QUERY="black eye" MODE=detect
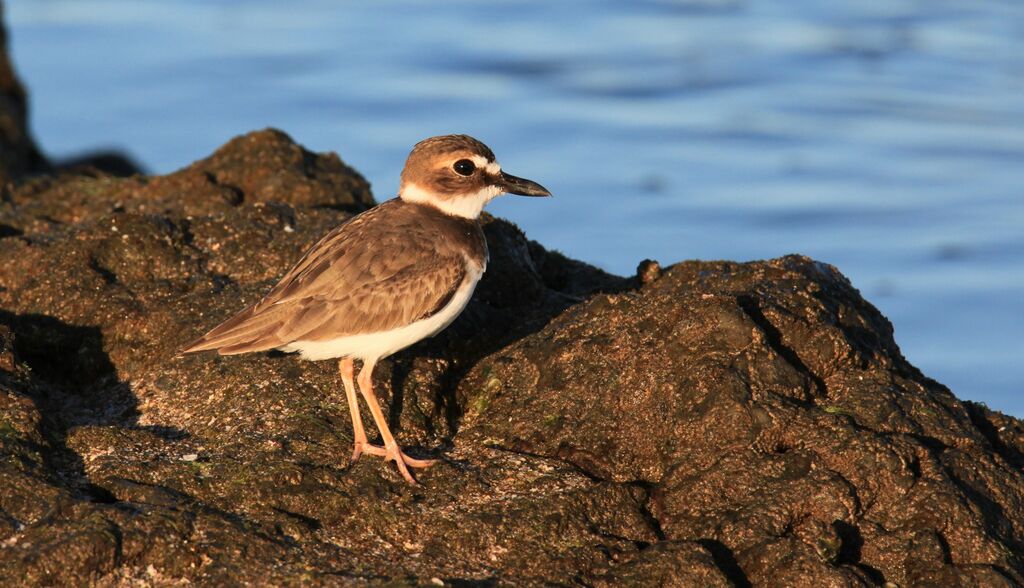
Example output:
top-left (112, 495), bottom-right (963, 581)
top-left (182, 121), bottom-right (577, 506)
top-left (453, 159), bottom-right (476, 176)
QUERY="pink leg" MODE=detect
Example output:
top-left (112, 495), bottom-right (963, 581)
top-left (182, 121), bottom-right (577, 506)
top-left (356, 358), bottom-right (437, 484)
top-left (339, 358), bottom-right (384, 461)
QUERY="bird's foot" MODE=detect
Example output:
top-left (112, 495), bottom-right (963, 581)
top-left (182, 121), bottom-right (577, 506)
top-left (350, 442), bottom-right (437, 482)
top-left (351, 441), bottom-right (385, 462)
top-left (384, 444), bottom-right (438, 484)
top-left (390, 449), bottom-right (438, 469)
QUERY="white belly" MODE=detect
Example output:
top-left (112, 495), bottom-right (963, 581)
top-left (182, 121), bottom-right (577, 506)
top-left (280, 267), bottom-right (481, 362)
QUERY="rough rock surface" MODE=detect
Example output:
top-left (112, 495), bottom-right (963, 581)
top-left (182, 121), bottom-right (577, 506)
top-left (2, 14), bottom-right (1024, 587)
top-left (0, 2), bottom-right (47, 184)
top-left (1, 130), bottom-right (1022, 587)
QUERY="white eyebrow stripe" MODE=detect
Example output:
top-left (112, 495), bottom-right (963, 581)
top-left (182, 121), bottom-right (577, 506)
top-left (485, 161), bottom-right (501, 175)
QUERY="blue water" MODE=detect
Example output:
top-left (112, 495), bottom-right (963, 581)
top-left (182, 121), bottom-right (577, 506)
top-left (7, 1), bottom-right (1024, 415)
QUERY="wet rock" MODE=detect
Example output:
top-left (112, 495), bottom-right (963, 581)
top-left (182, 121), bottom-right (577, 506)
top-left (55, 151), bottom-right (144, 178)
top-left (2, 136), bottom-right (1021, 586)
top-left (636, 258), bottom-right (662, 284)
top-left (1, 127), bottom-right (374, 235)
top-left (0, 1), bottom-right (48, 183)
top-left (589, 541), bottom-right (733, 587)
top-left (0, 106), bottom-right (1021, 587)
top-left (458, 258), bottom-right (1024, 585)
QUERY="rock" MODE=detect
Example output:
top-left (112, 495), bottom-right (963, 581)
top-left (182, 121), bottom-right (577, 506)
top-left (457, 257), bottom-right (1024, 585)
top-left (1, 127), bottom-right (374, 237)
top-left (1, 133), bottom-right (1021, 586)
top-left (54, 151), bottom-right (145, 178)
top-left (0, 1), bottom-right (48, 184)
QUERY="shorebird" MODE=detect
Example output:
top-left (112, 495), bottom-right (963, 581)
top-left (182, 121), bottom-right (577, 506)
top-left (182, 135), bottom-right (550, 483)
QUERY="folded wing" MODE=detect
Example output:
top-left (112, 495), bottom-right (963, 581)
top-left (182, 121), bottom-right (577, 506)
top-left (182, 202), bottom-right (471, 356)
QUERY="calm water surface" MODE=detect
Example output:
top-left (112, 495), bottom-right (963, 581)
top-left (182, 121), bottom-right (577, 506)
top-left (7, 1), bottom-right (1024, 414)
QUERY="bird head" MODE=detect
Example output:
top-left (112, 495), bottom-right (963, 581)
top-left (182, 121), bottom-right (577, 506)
top-left (399, 134), bottom-right (550, 219)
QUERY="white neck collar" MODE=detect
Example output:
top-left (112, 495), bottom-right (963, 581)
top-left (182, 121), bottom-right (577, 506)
top-left (400, 183), bottom-right (501, 219)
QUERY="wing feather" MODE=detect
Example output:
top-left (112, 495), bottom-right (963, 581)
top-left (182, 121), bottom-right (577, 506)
top-left (182, 199), bottom-right (477, 356)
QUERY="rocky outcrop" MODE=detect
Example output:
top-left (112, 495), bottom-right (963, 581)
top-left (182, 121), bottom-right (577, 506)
top-left (0, 128), bottom-right (1022, 586)
top-left (0, 2), bottom-right (47, 184)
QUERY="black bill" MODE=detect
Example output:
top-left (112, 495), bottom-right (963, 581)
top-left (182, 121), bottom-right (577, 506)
top-left (496, 171), bottom-right (551, 197)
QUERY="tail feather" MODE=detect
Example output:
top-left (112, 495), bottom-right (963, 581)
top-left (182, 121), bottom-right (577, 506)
top-left (181, 303), bottom-right (289, 355)
top-left (215, 338), bottom-right (286, 355)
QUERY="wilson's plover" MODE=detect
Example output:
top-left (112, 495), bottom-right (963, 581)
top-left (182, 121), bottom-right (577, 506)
top-left (183, 135), bottom-right (550, 484)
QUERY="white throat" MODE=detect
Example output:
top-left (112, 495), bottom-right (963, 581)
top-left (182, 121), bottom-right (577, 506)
top-left (400, 183), bottom-right (502, 219)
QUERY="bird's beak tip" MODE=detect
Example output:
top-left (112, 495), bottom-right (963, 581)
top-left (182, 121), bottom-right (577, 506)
top-left (498, 171), bottom-right (552, 198)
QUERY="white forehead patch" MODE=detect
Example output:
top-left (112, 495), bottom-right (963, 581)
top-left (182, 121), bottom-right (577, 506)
top-left (469, 155), bottom-right (501, 175)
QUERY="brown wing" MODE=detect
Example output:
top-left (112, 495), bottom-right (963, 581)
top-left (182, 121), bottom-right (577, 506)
top-left (294, 257), bottom-right (467, 342)
top-left (181, 201), bottom-right (472, 355)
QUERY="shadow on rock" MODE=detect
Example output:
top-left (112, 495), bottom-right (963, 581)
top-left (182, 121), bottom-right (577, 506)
top-left (0, 311), bottom-right (185, 502)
